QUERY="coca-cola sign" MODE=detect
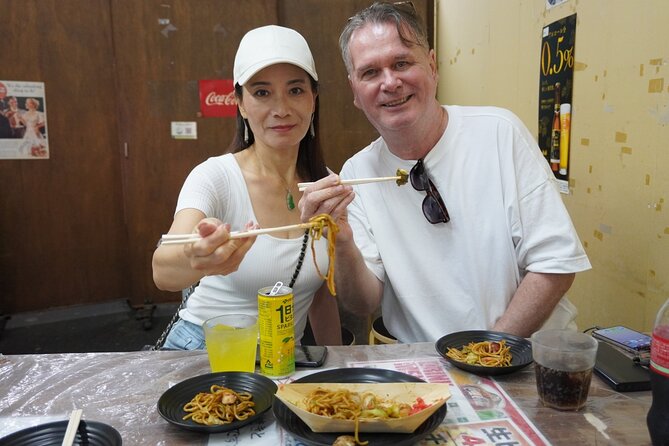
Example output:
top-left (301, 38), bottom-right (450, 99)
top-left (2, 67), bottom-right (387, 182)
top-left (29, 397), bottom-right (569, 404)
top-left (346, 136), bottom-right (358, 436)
top-left (199, 79), bottom-right (237, 118)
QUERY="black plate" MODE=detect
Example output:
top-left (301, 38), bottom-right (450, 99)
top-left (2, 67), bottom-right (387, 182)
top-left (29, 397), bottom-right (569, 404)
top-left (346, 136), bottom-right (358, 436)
top-left (435, 330), bottom-right (533, 375)
top-left (157, 371), bottom-right (277, 433)
top-left (0, 420), bottom-right (122, 446)
top-left (272, 367), bottom-right (447, 446)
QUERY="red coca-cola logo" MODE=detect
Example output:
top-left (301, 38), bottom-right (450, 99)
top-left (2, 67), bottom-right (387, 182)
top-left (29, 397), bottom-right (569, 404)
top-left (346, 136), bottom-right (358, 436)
top-left (204, 91), bottom-right (236, 106)
top-left (199, 79), bottom-right (237, 118)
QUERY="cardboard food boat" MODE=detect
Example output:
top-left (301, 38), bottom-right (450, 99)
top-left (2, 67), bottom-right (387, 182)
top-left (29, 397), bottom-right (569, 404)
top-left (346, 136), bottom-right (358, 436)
top-left (275, 382), bottom-right (451, 433)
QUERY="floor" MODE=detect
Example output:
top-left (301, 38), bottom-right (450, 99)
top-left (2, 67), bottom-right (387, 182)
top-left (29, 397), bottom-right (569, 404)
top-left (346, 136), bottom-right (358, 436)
top-left (0, 299), bottom-right (371, 355)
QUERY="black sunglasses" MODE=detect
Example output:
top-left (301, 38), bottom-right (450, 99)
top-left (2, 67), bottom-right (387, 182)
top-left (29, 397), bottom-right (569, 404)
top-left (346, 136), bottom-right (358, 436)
top-left (410, 158), bottom-right (450, 224)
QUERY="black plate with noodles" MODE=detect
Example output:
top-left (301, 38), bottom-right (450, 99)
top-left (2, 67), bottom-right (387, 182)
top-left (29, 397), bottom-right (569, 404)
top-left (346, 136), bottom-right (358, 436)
top-left (0, 420), bottom-right (122, 446)
top-left (157, 371), bottom-right (278, 433)
top-left (272, 367), bottom-right (448, 446)
top-left (435, 330), bottom-right (533, 376)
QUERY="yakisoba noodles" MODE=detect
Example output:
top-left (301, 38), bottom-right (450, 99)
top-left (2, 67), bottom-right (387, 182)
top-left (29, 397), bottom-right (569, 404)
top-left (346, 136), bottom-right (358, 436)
top-left (308, 214), bottom-right (339, 295)
top-left (446, 340), bottom-right (512, 367)
top-left (182, 384), bottom-right (255, 426)
top-left (305, 387), bottom-right (430, 445)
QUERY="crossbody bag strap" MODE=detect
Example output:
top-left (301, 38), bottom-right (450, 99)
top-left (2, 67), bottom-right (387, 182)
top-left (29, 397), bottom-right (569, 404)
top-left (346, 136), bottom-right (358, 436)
top-left (152, 284), bottom-right (195, 351)
top-left (289, 229), bottom-right (310, 288)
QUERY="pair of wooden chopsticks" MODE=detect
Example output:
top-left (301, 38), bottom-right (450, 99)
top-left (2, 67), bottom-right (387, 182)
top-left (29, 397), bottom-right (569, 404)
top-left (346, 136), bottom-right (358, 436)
top-left (297, 169), bottom-right (408, 192)
top-left (61, 409), bottom-right (83, 446)
top-left (159, 222), bottom-right (315, 246)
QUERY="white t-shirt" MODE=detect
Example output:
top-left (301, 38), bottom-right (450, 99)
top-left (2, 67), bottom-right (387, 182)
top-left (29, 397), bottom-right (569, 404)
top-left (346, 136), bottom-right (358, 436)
top-left (174, 154), bottom-right (329, 342)
top-left (341, 105), bottom-right (591, 343)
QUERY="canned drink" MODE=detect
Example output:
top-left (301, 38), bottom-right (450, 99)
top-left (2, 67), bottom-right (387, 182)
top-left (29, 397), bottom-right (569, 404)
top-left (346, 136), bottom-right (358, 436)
top-left (258, 283), bottom-right (295, 378)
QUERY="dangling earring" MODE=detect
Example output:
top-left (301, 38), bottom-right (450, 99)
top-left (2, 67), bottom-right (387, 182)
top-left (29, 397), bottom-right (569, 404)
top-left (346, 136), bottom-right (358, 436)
top-left (309, 114), bottom-right (315, 138)
top-left (243, 119), bottom-right (249, 144)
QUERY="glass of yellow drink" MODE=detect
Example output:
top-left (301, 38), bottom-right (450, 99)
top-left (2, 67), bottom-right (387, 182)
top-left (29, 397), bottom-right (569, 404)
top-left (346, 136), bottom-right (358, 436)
top-left (203, 314), bottom-right (258, 372)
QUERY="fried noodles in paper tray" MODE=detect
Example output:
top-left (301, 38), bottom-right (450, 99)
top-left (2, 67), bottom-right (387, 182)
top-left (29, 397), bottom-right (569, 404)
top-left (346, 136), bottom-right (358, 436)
top-left (274, 382), bottom-right (450, 433)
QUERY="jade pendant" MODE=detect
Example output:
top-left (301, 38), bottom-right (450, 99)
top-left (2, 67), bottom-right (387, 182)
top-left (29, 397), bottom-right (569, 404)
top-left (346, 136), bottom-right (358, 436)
top-left (286, 190), bottom-right (295, 210)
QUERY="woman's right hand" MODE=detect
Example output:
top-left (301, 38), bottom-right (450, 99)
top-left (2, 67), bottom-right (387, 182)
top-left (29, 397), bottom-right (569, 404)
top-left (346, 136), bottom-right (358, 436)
top-left (298, 173), bottom-right (355, 243)
top-left (152, 209), bottom-right (258, 291)
top-left (184, 218), bottom-right (258, 277)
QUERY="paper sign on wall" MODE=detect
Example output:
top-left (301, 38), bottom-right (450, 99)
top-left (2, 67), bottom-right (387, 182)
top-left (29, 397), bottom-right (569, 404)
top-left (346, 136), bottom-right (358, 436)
top-left (171, 121), bottom-right (197, 140)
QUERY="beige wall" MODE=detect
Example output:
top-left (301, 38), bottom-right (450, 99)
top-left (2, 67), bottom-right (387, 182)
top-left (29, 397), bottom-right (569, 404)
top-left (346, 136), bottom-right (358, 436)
top-left (435, 0), bottom-right (669, 332)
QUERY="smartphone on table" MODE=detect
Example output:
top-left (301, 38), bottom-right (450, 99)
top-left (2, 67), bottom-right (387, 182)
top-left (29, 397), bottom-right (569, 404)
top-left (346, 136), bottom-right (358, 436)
top-left (295, 345), bottom-right (328, 367)
top-left (592, 326), bottom-right (651, 354)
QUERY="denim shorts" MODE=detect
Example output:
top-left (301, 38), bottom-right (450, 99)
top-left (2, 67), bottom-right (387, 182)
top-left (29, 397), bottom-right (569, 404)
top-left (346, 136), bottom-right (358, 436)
top-left (161, 319), bottom-right (206, 351)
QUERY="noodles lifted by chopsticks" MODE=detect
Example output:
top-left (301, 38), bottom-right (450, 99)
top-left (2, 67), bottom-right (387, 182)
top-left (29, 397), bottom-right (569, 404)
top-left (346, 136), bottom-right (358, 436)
top-left (308, 214), bottom-right (339, 296)
top-left (182, 384), bottom-right (255, 425)
top-left (446, 340), bottom-right (512, 367)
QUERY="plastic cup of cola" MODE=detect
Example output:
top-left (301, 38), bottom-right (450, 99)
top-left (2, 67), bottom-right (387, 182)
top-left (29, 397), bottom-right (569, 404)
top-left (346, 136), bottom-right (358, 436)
top-left (531, 329), bottom-right (599, 411)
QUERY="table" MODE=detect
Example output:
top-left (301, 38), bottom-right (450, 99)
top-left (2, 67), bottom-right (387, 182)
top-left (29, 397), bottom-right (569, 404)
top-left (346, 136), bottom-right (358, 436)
top-left (0, 343), bottom-right (652, 445)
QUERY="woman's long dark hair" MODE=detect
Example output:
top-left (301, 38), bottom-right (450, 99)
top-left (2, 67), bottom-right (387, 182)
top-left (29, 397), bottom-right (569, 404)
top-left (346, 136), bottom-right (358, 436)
top-left (228, 76), bottom-right (329, 182)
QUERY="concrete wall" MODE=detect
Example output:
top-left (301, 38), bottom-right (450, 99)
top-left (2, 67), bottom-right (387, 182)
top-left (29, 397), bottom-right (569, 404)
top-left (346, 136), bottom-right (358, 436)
top-left (435, 0), bottom-right (669, 332)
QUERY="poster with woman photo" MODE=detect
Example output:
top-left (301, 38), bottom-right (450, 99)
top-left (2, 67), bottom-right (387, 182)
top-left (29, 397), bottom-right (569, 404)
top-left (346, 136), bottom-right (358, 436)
top-left (0, 80), bottom-right (49, 159)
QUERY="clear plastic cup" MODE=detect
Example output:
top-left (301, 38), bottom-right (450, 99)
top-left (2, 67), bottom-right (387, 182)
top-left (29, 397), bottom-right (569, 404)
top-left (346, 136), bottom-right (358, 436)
top-left (203, 314), bottom-right (257, 373)
top-left (530, 329), bottom-right (598, 411)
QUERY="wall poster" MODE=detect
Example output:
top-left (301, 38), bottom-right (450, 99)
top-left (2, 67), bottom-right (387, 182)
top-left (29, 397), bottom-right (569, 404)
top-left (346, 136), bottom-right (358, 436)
top-left (0, 80), bottom-right (49, 159)
top-left (538, 14), bottom-right (576, 194)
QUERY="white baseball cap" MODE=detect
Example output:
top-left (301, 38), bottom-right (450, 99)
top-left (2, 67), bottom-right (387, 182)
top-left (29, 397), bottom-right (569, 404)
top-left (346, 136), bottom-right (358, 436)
top-left (233, 25), bottom-right (318, 86)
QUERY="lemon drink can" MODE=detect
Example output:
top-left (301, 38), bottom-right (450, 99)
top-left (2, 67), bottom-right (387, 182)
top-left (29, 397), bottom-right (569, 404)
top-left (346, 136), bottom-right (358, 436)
top-left (258, 282), bottom-right (295, 378)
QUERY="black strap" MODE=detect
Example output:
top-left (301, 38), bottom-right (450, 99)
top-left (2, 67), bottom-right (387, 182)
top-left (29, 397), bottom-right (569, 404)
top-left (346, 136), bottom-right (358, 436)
top-left (289, 229), bottom-right (310, 288)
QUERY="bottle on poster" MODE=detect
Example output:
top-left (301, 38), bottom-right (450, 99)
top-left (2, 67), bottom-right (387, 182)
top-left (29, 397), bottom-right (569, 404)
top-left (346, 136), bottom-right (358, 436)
top-left (558, 103), bottom-right (571, 176)
top-left (549, 82), bottom-right (561, 172)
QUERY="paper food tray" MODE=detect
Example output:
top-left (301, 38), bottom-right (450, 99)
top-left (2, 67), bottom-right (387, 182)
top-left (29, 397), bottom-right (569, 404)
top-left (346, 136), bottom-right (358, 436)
top-left (274, 382), bottom-right (450, 433)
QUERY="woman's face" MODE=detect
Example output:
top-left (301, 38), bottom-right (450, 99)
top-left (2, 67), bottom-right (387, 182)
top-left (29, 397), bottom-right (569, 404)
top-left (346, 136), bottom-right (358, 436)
top-left (238, 63), bottom-right (316, 151)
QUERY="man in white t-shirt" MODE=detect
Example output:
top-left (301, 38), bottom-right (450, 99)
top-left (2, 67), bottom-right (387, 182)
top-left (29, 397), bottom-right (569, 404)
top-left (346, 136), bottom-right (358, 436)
top-left (299, 2), bottom-right (591, 343)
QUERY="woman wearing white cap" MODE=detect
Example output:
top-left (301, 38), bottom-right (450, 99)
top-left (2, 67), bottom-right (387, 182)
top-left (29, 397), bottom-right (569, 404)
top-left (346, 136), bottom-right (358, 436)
top-left (153, 25), bottom-right (342, 349)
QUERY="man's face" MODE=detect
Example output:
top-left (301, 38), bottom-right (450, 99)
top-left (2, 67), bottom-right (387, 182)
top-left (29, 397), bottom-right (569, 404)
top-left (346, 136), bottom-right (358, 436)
top-left (347, 22), bottom-right (438, 134)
